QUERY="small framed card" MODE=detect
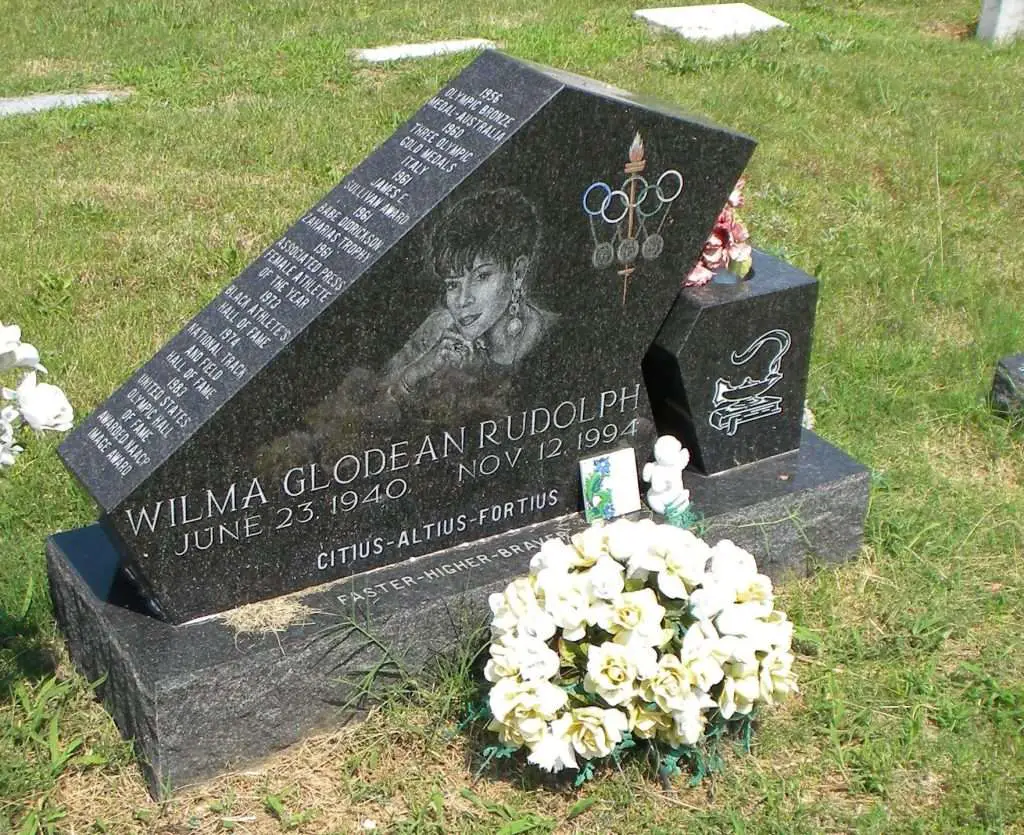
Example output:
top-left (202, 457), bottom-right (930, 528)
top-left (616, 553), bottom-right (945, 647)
top-left (579, 448), bottom-right (642, 523)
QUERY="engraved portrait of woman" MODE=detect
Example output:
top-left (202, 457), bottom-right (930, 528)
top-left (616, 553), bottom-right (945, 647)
top-left (253, 187), bottom-right (559, 475)
top-left (384, 187), bottom-right (558, 405)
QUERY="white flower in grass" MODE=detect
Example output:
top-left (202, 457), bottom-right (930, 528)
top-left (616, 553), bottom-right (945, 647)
top-left (584, 641), bottom-right (656, 706)
top-left (527, 718), bottom-right (578, 772)
top-left (529, 538), bottom-right (576, 575)
top-left (489, 577), bottom-right (554, 640)
top-left (581, 555), bottom-right (625, 601)
top-left (489, 678), bottom-right (567, 744)
top-left (758, 648), bottom-right (798, 705)
top-left (3, 372), bottom-right (73, 433)
top-left (0, 439), bottom-right (22, 468)
top-left (595, 588), bottom-right (667, 648)
top-left (0, 324), bottom-right (44, 373)
top-left (717, 673), bottom-right (760, 719)
top-left (558, 706), bottom-right (629, 760)
top-left (626, 700), bottom-right (673, 739)
top-left (655, 528), bottom-right (711, 600)
top-left (535, 568), bottom-right (592, 641)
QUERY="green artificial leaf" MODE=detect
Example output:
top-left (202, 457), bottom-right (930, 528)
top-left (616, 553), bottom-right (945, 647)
top-left (573, 760), bottom-right (596, 788)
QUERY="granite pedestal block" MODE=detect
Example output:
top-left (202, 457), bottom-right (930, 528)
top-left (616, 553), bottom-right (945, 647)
top-left (643, 249), bottom-right (818, 475)
top-left (48, 429), bottom-right (866, 797)
top-left (991, 353), bottom-right (1024, 425)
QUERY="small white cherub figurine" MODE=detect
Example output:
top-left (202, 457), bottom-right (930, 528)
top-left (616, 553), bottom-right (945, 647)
top-left (642, 435), bottom-right (691, 515)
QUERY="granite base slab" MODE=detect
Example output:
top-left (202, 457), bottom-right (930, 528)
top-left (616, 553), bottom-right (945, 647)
top-left (686, 429), bottom-right (870, 577)
top-left (47, 430), bottom-right (867, 796)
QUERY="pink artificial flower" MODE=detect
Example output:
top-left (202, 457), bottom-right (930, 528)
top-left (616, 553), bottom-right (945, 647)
top-left (730, 220), bottom-right (749, 243)
top-left (702, 232), bottom-right (727, 268)
top-left (685, 264), bottom-right (715, 286)
top-left (728, 177), bottom-right (746, 208)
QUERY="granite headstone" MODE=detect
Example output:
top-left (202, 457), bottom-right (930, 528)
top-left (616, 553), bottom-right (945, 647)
top-left (57, 51), bottom-right (756, 623)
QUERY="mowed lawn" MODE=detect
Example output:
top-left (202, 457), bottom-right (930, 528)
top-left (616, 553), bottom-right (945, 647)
top-left (1, 0), bottom-right (1022, 832)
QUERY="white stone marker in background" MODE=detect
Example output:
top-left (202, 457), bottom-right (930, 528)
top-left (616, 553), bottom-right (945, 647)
top-left (0, 90), bottom-right (130, 118)
top-left (634, 4), bottom-right (788, 42)
top-left (978, 0), bottom-right (1024, 43)
top-left (352, 38), bottom-right (495, 63)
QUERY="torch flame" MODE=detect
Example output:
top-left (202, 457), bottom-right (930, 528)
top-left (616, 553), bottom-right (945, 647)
top-left (629, 132), bottom-right (645, 163)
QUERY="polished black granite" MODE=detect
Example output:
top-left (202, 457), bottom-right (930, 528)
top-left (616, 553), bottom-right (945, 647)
top-left (58, 51), bottom-right (756, 623)
top-left (644, 250), bottom-right (817, 474)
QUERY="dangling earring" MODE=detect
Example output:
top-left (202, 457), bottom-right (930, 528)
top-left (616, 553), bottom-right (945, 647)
top-left (507, 286), bottom-right (523, 337)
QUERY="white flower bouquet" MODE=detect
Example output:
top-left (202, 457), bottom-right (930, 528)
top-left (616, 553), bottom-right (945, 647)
top-left (1, 322), bottom-right (74, 469)
top-left (482, 518), bottom-right (797, 783)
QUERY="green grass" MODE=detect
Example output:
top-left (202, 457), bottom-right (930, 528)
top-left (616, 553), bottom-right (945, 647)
top-left (1, 0), bottom-right (1022, 831)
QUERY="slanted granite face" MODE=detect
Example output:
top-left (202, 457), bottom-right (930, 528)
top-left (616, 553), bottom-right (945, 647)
top-left (643, 250), bottom-right (817, 475)
top-left (991, 353), bottom-right (1024, 424)
top-left (58, 51), bottom-right (756, 623)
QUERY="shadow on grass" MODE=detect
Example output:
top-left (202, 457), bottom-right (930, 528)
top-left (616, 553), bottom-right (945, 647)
top-left (0, 606), bottom-right (59, 699)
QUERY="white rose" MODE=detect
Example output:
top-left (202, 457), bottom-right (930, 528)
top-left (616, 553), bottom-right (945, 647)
top-left (535, 568), bottom-right (592, 641)
top-left (527, 716), bottom-right (578, 772)
top-left (660, 692), bottom-right (714, 747)
top-left (529, 539), bottom-right (576, 576)
top-left (734, 573), bottom-right (774, 616)
top-left (626, 700), bottom-right (673, 739)
top-left (489, 678), bottom-right (567, 742)
top-left (751, 610), bottom-right (794, 653)
top-left (560, 706), bottom-right (629, 759)
top-left (604, 518), bottom-right (638, 562)
top-left (717, 674), bottom-right (760, 719)
top-left (715, 602), bottom-right (768, 638)
top-left (656, 528), bottom-right (710, 599)
top-left (583, 641), bottom-right (656, 705)
top-left (640, 654), bottom-right (695, 713)
top-left (758, 648), bottom-right (798, 705)
top-left (679, 622), bottom-right (725, 692)
top-left (581, 555), bottom-right (625, 600)
top-left (570, 526), bottom-right (607, 566)
top-left (484, 634), bottom-right (559, 683)
top-left (688, 574), bottom-right (733, 622)
top-left (708, 540), bottom-right (758, 584)
top-left (489, 577), bottom-right (554, 640)
top-left (5, 372), bottom-right (73, 433)
top-left (595, 588), bottom-right (667, 648)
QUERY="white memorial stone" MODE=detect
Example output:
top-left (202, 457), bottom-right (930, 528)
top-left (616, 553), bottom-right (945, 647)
top-left (978, 0), bottom-right (1024, 43)
top-left (0, 90), bottom-right (130, 118)
top-left (352, 38), bottom-right (495, 63)
top-left (634, 4), bottom-right (788, 42)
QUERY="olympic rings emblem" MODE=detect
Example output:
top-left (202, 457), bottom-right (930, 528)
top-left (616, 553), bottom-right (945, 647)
top-left (582, 169), bottom-right (684, 225)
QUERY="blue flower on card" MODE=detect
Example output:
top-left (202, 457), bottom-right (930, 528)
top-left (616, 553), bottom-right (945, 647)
top-left (594, 456), bottom-right (611, 477)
